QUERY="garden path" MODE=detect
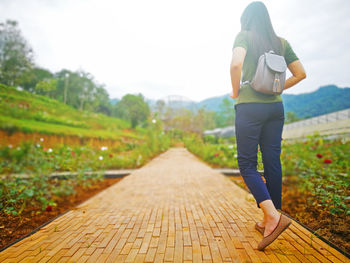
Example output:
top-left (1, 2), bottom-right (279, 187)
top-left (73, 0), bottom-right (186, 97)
top-left (0, 147), bottom-right (348, 262)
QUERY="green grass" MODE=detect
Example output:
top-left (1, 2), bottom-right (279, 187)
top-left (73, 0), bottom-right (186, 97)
top-left (0, 84), bottom-right (141, 140)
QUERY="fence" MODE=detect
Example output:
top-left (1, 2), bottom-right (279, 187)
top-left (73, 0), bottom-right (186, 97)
top-left (203, 108), bottom-right (350, 138)
top-left (284, 108), bottom-right (350, 130)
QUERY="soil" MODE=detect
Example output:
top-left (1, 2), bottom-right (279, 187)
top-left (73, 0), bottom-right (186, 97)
top-left (0, 177), bottom-right (123, 251)
top-left (229, 176), bottom-right (350, 254)
top-left (0, 130), bottom-right (124, 149)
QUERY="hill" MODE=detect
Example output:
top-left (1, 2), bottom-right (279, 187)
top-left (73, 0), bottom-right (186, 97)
top-left (281, 85), bottom-right (350, 118)
top-left (162, 85), bottom-right (350, 118)
top-left (110, 85), bottom-right (350, 119)
top-left (0, 84), bottom-right (141, 140)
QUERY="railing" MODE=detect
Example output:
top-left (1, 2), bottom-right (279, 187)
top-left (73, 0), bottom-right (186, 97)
top-left (203, 108), bottom-right (350, 137)
top-left (284, 108), bottom-right (350, 130)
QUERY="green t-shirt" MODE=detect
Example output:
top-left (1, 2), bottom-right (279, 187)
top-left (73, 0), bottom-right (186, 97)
top-left (232, 30), bottom-right (299, 105)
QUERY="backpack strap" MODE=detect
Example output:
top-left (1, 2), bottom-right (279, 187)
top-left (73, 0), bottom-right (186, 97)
top-left (280, 38), bottom-right (286, 57)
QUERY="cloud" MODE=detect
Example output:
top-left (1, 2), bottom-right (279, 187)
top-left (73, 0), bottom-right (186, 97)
top-left (0, 0), bottom-right (349, 101)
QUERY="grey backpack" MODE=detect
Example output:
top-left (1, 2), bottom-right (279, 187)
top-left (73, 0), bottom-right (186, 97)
top-left (244, 50), bottom-right (287, 95)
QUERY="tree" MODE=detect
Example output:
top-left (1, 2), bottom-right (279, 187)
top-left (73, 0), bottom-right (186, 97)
top-left (155, 99), bottom-right (166, 119)
top-left (34, 78), bottom-right (57, 98)
top-left (113, 94), bottom-right (150, 128)
top-left (196, 107), bottom-right (216, 131)
top-left (285, 112), bottom-right (301, 124)
top-left (0, 20), bottom-right (34, 86)
top-left (91, 85), bottom-right (111, 115)
top-left (18, 67), bottom-right (53, 92)
top-left (160, 105), bottom-right (216, 134)
top-left (54, 69), bottom-right (93, 111)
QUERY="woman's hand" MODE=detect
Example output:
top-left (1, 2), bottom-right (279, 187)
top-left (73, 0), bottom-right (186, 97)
top-left (230, 46), bottom-right (246, 98)
top-left (229, 90), bottom-right (236, 99)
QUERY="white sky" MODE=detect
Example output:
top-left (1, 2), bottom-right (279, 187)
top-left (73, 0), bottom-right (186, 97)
top-left (1, 0), bottom-right (349, 102)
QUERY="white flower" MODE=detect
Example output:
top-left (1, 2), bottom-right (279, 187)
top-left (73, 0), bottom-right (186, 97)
top-left (40, 138), bottom-right (44, 142)
top-left (101, 146), bottom-right (108, 151)
top-left (228, 145), bottom-right (234, 149)
top-left (99, 156), bottom-right (103, 160)
top-left (48, 148), bottom-right (53, 153)
top-left (36, 143), bottom-right (41, 148)
top-left (8, 144), bottom-right (13, 148)
top-left (152, 119), bottom-right (156, 123)
top-left (16, 147), bottom-right (21, 150)
top-left (234, 154), bottom-right (238, 158)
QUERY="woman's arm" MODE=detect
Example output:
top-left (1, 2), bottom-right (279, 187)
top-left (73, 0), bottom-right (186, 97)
top-left (284, 60), bottom-right (306, 90)
top-left (230, 47), bottom-right (247, 98)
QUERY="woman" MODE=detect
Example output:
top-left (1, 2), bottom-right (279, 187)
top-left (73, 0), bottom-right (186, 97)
top-left (230, 1), bottom-right (306, 250)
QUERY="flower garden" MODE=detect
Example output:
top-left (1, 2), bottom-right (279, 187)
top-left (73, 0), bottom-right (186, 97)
top-left (0, 128), bottom-right (174, 250)
top-left (184, 133), bottom-right (350, 253)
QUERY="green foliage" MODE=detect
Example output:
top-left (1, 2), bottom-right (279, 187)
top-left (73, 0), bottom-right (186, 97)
top-left (54, 70), bottom-right (112, 113)
top-left (0, 20), bottom-right (34, 86)
top-left (0, 126), bottom-right (173, 215)
top-left (156, 105), bottom-right (217, 134)
top-left (282, 85), bottom-right (350, 118)
top-left (281, 135), bottom-right (350, 216)
top-left (183, 133), bottom-right (350, 216)
top-left (0, 84), bottom-right (134, 139)
top-left (19, 67), bottom-right (53, 93)
top-left (34, 78), bottom-right (57, 98)
top-left (183, 134), bottom-right (241, 168)
top-left (113, 93), bottom-right (150, 128)
top-left (285, 111), bottom-right (302, 124)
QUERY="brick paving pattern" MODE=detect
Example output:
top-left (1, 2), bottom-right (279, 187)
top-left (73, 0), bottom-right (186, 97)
top-left (0, 147), bottom-right (348, 262)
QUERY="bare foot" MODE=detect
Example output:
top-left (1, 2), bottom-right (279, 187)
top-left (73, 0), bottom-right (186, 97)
top-left (263, 213), bottom-right (281, 237)
top-left (257, 215), bottom-right (269, 228)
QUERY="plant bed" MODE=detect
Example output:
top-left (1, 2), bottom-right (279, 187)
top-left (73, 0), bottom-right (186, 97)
top-left (229, 176), bottom-right (350, 254)
top-left (184, 133), bottom-right (349, 254)
top-left (0, 177), bottom-right (123, 251)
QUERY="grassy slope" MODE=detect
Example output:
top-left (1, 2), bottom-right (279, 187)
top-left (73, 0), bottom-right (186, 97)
top-left (0, 84), bottom-right (142, 140)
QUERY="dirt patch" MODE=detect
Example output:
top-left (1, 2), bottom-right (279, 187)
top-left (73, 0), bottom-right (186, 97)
top-left (229, 176), bottom-right (349, 254)
top-left (0, 177), bottom-right (123, 251)
top-left (0, 130), bottom-right (123, 149)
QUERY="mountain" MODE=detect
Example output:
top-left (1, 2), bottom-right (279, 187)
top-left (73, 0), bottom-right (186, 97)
top-left (197, 94), bottom-right (231, 112)
top-left (281, 85), bottom-right (350, 118)
top-left (110, 85), bottom-right (350, 119)
top-left (197, 85), bottom-right (350, 118)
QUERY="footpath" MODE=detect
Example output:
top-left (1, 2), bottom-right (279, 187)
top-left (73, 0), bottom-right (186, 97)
top-left (0, 147), bottom-right (348, 262)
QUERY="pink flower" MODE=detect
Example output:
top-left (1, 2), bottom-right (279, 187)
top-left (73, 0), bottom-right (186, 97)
top-left (214, 153), bottom-right (219, 157)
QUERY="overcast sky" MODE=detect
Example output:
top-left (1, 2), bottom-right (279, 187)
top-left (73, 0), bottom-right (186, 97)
top-left (1, 0), bottom-right (349, 102)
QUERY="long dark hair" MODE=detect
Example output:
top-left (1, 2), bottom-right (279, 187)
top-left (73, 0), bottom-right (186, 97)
top-left (240, 1), bottom-right (282, 63)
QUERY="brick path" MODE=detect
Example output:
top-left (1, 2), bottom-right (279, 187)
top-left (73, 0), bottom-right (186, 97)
top-left (0, 147), bottom-right (348, 262)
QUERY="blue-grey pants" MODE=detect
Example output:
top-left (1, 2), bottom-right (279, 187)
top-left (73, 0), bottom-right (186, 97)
top-left (234, 102), bottom-right (284, 209)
